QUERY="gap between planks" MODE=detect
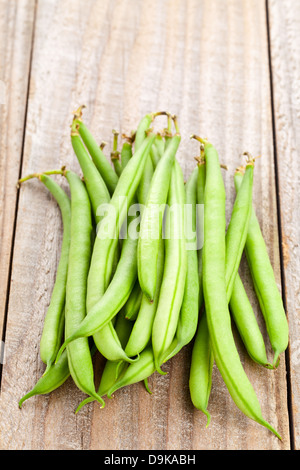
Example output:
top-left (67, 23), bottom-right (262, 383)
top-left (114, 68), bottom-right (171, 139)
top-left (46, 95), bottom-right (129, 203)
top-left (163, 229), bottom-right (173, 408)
top-left (265, 0), bottom-right (294, 450)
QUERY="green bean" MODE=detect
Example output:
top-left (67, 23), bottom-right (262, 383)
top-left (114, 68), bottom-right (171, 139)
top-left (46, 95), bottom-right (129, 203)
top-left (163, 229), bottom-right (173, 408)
top-left (196, 156), bottom-right (206, 308)
top-left (135, 113), bottom-right (155, 206)
top-left (88, 131), bottom-right (155, 298)
top-left (163, 165), bottom-right (199, 362)
top-left (200, 138), bottom-right (280, 438)
top-left (76, 124), bottom-right (122, 365)
top-left (98, 360), bottom-right (129, 398)
top-left (90, 222), bottom-right (136, 369)
top-left (135, 112), bottom-right (170, 206)
top-left (73, 106), bottom-right (118, 195)
top-left (152, 160), bottom-right (187, 374)
top-left (19, 350), bottom-right (70, 408)
top-left (189, 311), bottom-right (213, 426)
top-left (39, 174), bottom-right (70, 371)
top-left (149, 132), bottom-right (165, 168)
top-left (96, 310), bottom-right (133, 392)
top-left (55, 224), bottom-right (139, 358)
top-left (125, 236), bottom-right (164, 357)
top-left (18, 172), bottom-right (71, 373)
top-left (150, 142), bottom-right (161, 169)
top-left (189, 155), bottom-right (270, 423)
top-left (225, 158), bottom-right (254, 300)
top-left (120, 141), bottom-right (133, 170)
top-left (230, 273), bottom-right (270, 367)
top-left (71, 118), bottom-right (111, 226)
top-left (86, 159), bottom-right (135, 367)
top-left (84, 132), bottom-right (155, 348)
top-left (123, 279), bottom-right (143, 321)
top-left (234, 168), bottom-right (289, 367)
top-left (186, 156), bottom-right (212, 422)
top-left (75, 309), bottom-right (133, 413)
top-left (106, 345), bottom-right (155, 398)
top-left (138, 121), bottom-right (181, 301)
top-left (19, 342), bottom-right (99, 410)
top-left (71, 121), bottom-right (128, 367)
top-left (64, 170), bottom-right (105, 408)
top-left (134, 114), bottom-right (154, 150)
top-left (138, 157), bottom-right (154, 207)
top-left (89, 222), bottom-right (135, 363)
top-left (154, 133), bottom-right (165, 159)
top-left (92, 319), bottom-right (137, 363)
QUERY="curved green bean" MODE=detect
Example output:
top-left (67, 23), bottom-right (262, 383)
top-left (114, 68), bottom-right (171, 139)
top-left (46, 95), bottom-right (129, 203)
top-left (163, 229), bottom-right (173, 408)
top-left (18, 173), bottom-right (71, 373)
top-left (73, 106), bottom-right (118, 195)
top-left (19, 350), bottom-right (70, 408)
top-left (187, 156), bottom-right (213, 422)
top-left (71, 118), bottom-right (111, 226)
top-left (55, 226), bottom-right (139, 358)
top-left (39, 175), bottom-right (70, 372)
top-left (196, 156), bottom-right (206, 309)
top-left (189, 155), bottom-right (270, 423)
top-left (75, 309), bottom-right (133, 413)
top-left (72, 117), bottom-right (121, 364)
top-left (201, 139), bottom-right (280, 438)
top-left (163, 165), bottom-right (199, 362)
top-left (72, 120), bottom-right (128, 368)
top-left (89, 224), bottom-right (136, 364)
top-left (152, 160), bottom-right (187, 374)
top-left (89, 131), bottom-right (155, 298)
top-left (120, 141), bottom-right (133, 170)
top-left (106, 345), bottom-right (155, 398)
top-left (125, 236), bottom-right (164, 357)
top-left (64, 170), bottom-right (105, 408)
top-left (225, 159), bottom-right (254, 300)
top-left (230, 273), bottom-right (270, 367)
top-left (138, 128), bottom-right (181, 301)
top-left (92, 320), bottom-right (137, 363)
top-left (234, 169), bottom-right (288, 367)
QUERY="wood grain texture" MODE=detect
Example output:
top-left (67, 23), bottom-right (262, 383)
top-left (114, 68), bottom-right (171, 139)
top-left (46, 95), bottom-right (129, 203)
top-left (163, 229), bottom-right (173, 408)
top-left (0, 0), bottom-right (291, 450)
top-left (0, 0), bottom-right (36, 340)
top-left (268, 0), bottom-right (300, 450)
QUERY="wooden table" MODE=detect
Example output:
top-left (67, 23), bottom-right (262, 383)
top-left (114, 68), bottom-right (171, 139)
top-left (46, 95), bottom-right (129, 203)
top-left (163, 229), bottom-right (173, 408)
top-left (0, 0), bottom-right (299, 451)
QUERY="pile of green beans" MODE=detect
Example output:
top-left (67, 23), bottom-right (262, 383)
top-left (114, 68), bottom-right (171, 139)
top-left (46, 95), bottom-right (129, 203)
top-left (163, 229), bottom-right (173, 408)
top-left (17, 109), bottom-right (288, 439)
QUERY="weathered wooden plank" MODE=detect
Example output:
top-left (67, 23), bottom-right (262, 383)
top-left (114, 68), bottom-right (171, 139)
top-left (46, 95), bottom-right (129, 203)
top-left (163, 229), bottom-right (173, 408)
top-left (0, 0), bottom-right (36, 342)
top-left (267, 0), bottom-right (300, 450)
top-left (0, 0), bottom-right (290, 450)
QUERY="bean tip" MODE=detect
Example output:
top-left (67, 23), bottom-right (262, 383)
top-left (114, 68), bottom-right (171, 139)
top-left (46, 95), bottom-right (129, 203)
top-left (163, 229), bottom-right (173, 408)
top-left (194, 155), bottom-right (205, 166)
top-left (190, 134), bottom-right (208, 145)
top-left (235, 165), bottom-right (245, 175)
top-left (100, 141), bottom-right (108, 150)
top-left (111, 151), bottom-right (120, 161)
top-left (72, 104), bottom-right (85, 121)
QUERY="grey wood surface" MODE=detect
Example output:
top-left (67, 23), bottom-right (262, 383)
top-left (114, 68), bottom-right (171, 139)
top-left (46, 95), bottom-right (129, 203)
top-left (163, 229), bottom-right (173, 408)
top-left (0, 0), bottom-right (297, 450)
